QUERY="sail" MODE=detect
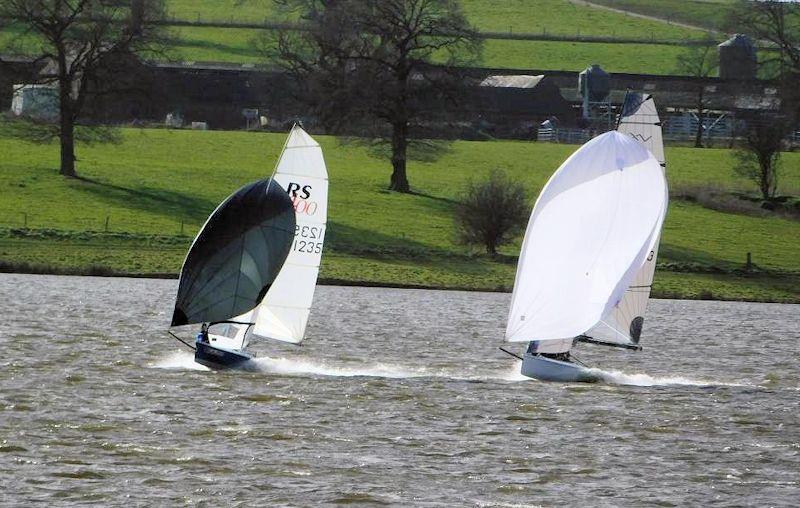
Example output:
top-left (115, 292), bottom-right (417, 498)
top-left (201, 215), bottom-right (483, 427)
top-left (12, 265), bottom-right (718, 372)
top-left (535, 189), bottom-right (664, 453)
top-left (245, 125), bottom-right (329, 344)
top-left (170, 178), bottom-right (296, 327)
top-left (505, 131), bottom-right (667, 343)
top-left (589, 93), bottom-right (667, 344)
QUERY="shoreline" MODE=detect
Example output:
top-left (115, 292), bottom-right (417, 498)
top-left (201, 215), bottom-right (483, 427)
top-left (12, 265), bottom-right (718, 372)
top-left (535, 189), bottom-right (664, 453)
top-left (2, 265), bottom-right (797, 304)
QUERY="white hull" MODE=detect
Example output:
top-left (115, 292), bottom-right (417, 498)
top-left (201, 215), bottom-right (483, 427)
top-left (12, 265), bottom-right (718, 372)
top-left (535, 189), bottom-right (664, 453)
top-left (520, 353), bottom-right (599, 383)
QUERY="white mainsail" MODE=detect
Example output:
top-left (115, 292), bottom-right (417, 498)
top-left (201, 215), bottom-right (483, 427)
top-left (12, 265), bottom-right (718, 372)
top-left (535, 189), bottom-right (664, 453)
top-left (248, 125), bottom-right (329, 344)
top-left (505, 130), bottom-right (667, 344)
top-left (588, 94), bottom-right (667, 345)
top-left (212, 125), bottom-right (328, 349)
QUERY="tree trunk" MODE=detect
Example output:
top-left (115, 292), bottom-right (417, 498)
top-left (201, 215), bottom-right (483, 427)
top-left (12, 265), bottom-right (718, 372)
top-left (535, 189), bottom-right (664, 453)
top-left (694, 91), bottom-right (705, 148)
top-left (388, 121), bottom-right (410, 192)
top-left (759, 161), bottom-right (772, 201)
top-left (58, 69), bottom-right (77, 178)
top-left (59, 114), bottom-right (76, 178)
top-left (694, 110), bottom-right (704, 148)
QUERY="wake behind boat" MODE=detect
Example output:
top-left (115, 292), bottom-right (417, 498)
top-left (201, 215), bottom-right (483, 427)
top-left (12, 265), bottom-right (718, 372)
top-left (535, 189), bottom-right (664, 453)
top-left (503, 93), bottom-right (668, 383)
top-left (168, 125), bottom-right (329, 369)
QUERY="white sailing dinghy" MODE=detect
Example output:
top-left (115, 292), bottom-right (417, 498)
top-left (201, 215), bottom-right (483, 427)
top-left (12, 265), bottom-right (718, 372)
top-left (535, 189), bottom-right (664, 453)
top-left (504, 94), bottom-right (668, 382)
top-left (169, 125), bottom-right (329, 370)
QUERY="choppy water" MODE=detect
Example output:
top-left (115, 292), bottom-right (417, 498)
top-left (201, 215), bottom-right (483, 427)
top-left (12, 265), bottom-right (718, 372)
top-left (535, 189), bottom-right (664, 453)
top-left (1, 274), bottom-right (798, 506)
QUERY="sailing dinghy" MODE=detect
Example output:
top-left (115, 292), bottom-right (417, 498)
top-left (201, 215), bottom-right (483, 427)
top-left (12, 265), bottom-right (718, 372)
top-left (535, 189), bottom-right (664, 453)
top-left (505, 95), bottom-right (668, 382)
top-left (169, 125), bottom-right (329, 369)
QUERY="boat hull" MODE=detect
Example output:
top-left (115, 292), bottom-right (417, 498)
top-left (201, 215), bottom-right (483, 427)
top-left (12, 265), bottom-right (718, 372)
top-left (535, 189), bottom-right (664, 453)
top-left (520, 353), bottom-right (599, 383)
top-left (194, 341), bottom-right (253, 370)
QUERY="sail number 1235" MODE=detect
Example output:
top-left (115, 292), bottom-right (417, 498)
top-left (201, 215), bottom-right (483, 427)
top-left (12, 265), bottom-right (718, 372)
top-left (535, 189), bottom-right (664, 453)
top-left (293, 225), bottom-right (323, 254)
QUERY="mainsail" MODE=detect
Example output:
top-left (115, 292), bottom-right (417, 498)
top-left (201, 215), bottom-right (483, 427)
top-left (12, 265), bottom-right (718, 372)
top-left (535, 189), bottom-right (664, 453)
top-left (588, 93), bottom-right (667, 345)
top-left (171, 178), bottom-right (296, 326)
top-left (246, 125), bottom-right (329, 344)
top-left (505, 131), bottom-right (667, 344)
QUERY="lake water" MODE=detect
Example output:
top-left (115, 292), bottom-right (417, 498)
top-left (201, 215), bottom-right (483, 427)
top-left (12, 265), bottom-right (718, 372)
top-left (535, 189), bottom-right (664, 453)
top-left (1, 273), bottom-right (798, 506)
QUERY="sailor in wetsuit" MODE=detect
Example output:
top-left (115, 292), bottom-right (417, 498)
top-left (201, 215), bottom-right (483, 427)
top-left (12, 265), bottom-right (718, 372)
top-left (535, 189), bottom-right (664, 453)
top-left (196, 323), bottom-right (210, 344)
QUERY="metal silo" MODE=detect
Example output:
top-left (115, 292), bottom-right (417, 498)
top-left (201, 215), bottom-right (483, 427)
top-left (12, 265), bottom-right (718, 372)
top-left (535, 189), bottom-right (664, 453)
top-left (718, 34), bottom-right (757, 81)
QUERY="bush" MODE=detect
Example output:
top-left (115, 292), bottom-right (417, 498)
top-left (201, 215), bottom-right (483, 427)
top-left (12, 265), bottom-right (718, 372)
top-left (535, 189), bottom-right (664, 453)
top-left (454, 169), bottom-right (529, 257)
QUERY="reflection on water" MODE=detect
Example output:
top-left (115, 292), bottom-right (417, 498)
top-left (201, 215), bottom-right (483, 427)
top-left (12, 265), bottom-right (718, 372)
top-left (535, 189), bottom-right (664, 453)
top-left (1, 274), bottom-right (798, 505)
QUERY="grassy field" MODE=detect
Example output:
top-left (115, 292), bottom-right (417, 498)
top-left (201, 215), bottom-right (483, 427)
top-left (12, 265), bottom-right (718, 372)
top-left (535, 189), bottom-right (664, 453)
top-left (1, 0), bottom-right (709, 74)
top-left (1, 127), bottom-right (798, 302)
top-left (587, 0), bottom-right (736, 32)
top-left (166, 0), bottom-right (705, 39)
top-left (162, 0), bottom-right (706, 73)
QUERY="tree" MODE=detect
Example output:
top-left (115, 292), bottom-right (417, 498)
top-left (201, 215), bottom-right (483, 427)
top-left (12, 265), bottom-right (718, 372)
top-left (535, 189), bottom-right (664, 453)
top-left (675, 37), bottom-right (719, 148)
top-left (0, 0), bottom-right (166, 177)
top-left (455, 169), bottom-right (528, 257)
top-left (733, 115), bottom-right (790, 201)
top-left (727, 1), bottom-right (800, 122)
top-left (267, 0), bottom-right (481, 192)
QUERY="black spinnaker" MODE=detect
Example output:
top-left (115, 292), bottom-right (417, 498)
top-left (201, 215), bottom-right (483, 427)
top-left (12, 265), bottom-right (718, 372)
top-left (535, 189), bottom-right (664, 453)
top-left (171, 178), bottom-right (296, 327)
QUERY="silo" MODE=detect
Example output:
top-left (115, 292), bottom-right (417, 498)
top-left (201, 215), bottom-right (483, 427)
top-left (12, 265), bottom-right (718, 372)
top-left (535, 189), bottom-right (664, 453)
top-left (578, 64), bottom-right (611, 124)
top-left (578, 64), bottom-right (611, 102)
top-left (718, 34), bottom-right (757, 81)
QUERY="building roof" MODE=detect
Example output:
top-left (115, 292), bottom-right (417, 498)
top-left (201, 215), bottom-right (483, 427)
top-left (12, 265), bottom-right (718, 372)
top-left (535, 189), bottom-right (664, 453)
top-left (480, 74), bottom-right (545, 89)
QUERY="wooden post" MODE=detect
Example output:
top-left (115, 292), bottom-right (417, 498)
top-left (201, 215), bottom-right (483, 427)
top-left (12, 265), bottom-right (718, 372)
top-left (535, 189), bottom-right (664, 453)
top-left (104, 216), bottom-right (109, 232)
top-left (746, 252), bottom-right (752, 270)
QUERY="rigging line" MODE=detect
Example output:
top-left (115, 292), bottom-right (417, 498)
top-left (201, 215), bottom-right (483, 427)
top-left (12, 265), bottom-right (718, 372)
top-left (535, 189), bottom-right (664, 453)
top-left (570, 352), bottom-right (589, 368)
top-left (615, 90), bottom-right (630, 130)
top-left (599, 319), bottom-right (633, 343)
top-left (265, 122), bottom-right (297, 194)
top-left (499, 346), bottom-right (523, 361)
top-left (168, 331), bottom-right (197, 352)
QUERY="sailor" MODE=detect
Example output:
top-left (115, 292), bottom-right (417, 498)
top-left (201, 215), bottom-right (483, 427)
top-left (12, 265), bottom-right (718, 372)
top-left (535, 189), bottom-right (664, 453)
top-left (196, 324), bottom-right (210, 344)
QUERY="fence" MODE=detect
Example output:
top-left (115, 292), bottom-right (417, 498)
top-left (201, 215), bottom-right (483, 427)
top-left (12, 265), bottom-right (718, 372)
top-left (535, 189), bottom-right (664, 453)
top-left (539, 114), bottom-right (798, 146)
top-left (537, 127), bottom-right (592, 144)
top-left (0, 213), bottom-right (196, 238)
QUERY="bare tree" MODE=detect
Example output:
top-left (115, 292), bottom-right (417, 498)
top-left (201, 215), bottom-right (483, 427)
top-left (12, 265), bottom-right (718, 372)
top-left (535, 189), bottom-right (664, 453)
top-left (733, 115), bottom-right (790, 201)
top-left (0, 0), bottom-right (167, 177)
top-left (455, 169), bottom-right (528, 257)
top-left (727, 1), bottom-right (800, 122)
top-left (675, 37), bottom-right (719, 148)
top-left (266, 0), bottom-right (481, 192)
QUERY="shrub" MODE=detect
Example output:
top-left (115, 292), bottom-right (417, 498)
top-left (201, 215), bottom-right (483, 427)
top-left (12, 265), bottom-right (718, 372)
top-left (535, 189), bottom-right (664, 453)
top-left (454, 169), bottom-right (528, 257)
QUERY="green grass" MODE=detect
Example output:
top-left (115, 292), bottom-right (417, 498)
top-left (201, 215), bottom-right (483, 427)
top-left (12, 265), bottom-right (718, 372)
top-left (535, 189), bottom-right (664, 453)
top-left (460, 0), bottom-right (706, 39)
top-left (2, 0), bottom-right (712, 73)
top-left (161, 0), bottom-right (707, 72)
top-left (166, 0), bottom-right (276, 22)
top-left (0, 127), bottom-right (798, 301)
top-left (163, 30), bottom-right (688, 74)
top-left (481, 39), bottom-right (685, 73)
top-left (586, 0), bottom-right (737, 32)
top-left (165, 0), bottom-right (707, 40)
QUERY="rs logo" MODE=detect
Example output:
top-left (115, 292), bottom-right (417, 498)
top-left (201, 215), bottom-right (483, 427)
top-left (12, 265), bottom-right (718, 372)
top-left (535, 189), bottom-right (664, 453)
top-left (285, 182), bottom-right (318, 215)
top-left (286, 182), bottom-right (312, 199)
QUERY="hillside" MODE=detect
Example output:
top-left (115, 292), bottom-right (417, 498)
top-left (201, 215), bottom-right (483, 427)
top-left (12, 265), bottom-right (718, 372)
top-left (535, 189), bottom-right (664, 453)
top-left (585, 0), bottom-right (736, 32)
top-left (1, 128), bottom-right (798, 302)
top-left (163, 0), bottom-right (708, 73)
top-left (0, 0), bottom-right (713, 74)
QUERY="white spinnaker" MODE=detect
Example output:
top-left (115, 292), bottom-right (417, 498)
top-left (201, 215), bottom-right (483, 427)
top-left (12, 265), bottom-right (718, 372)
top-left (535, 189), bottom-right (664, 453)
top-left (246, 125), bottom-right (329, 344)
top-left (505, 131), bottom-right (667, 343)
top-left (589, 94), bottom-right (667, 345)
